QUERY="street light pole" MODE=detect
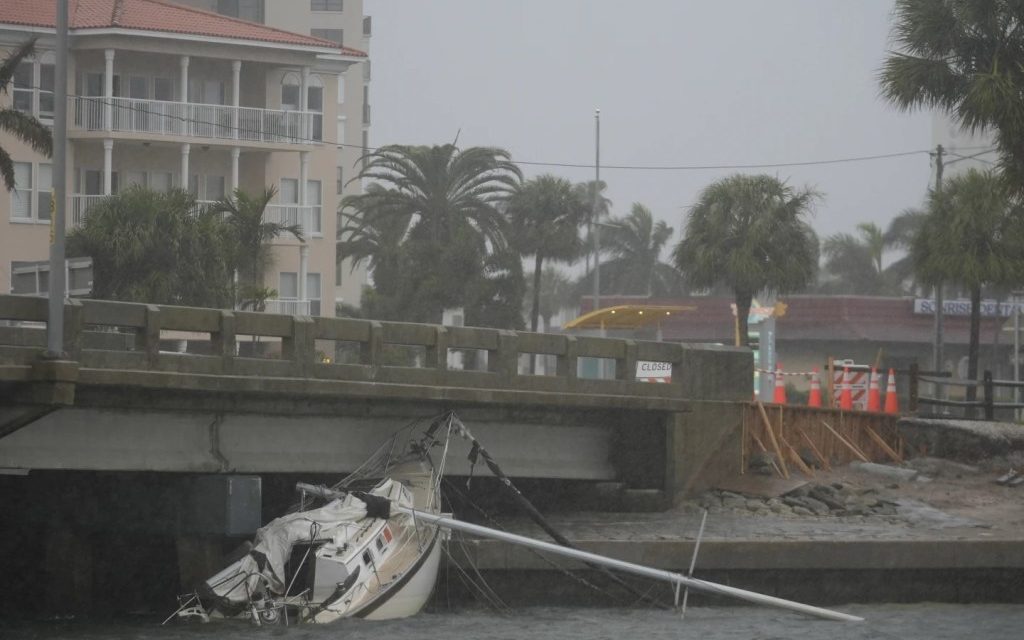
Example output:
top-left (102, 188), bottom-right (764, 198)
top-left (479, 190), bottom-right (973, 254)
top-left (591, 108), bottom-right (601, 315)
top-left (46, 0), bottom-right (69, 358)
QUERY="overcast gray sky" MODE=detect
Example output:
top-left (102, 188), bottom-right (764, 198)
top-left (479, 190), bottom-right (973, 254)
top-left (364, 0), bottom-right (933, 242)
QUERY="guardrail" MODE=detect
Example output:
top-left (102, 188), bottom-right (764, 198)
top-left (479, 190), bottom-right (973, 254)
top-left (909, 362), bottom-right (1024, 420)
top-left (0, 295), bottom-right (735, 401)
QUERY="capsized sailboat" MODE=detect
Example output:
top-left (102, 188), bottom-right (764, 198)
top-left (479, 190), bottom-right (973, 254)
top-left (171, 413), bottom-right (862, 625)
top-left (172, 416), bottom-right (453, 625)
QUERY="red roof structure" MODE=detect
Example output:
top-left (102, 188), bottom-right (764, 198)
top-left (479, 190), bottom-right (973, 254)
top-left (581, 295), bottom-right (1005, 346)
top-left (0, 0), bottom-right (367, 56)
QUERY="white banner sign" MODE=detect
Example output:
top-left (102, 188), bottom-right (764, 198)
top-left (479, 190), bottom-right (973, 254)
top-left (636, 361), bottom-right (672, 383)
top-left (914, 299), bottom-right (1024, 317)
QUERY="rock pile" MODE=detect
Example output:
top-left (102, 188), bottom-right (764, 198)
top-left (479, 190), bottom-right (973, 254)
top-left (699, 482), bottom-right (899, 519)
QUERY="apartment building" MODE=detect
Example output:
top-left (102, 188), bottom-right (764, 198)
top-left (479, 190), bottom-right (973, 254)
top-left (0, 0), bottom-right (367, 316)
top-left (175, 0), bottom-right (372, 308)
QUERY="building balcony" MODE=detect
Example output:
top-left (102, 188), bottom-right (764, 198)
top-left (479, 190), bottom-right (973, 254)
top-left (70, 96), bottom-right (318, 147)
top-left (69, 194), bottom-right (219, 229)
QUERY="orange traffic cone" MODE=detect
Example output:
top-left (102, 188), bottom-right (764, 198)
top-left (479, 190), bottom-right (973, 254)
top-left (808, 367), bottom-right (822, 408)
top-left (773, 364), bottom-right (787, 404)
top-left (884, 368), bottom-right (899, 414)
top-left (867, 368), bottom-right (881, 412)
top-left (839, 366), bottom-right (853, 410)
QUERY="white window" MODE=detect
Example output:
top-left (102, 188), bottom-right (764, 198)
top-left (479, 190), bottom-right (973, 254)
top-left (312, 0), bottom-right (343, 11)
top-left (150, 172), bottom-right (173, 193)
top-left (14, 56), bottom-right (55, 120)
top-left (279, 272), bottom-right (298, 299)
top-left (311, 29), bottom-right (344, 46)
top-left (81, 168), bottom-right (118, 196)
top-left (281, 73), bottom-right (301, 110)
top-left (124, 171), bottom-right (147, 189)
top-left (307, 75), bottom-right (324, 141)
top-left (11, 162), bottom-right (52, 222)
top-left (307, 272), bottom-right (322, 316)
top-left (279, 177), bottom-right (301, 228)
top-left (307, 180), bottom-right (322, 235)
top-left (205, 175), bottom-right (226, 202)
top-left (336, 116), bottom-right (346, 145)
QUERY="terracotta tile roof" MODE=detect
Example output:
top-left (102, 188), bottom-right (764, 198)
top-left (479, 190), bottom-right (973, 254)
top-left (0, 0), bottom-right (367, 57)
top-left (580, 295), bottom-right (1003, 346)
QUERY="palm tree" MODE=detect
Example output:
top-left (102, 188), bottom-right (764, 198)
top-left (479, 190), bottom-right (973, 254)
top-left (507, 175), bottom-right (586, 332)
top-left (67, 187), bottom-right (232, 306)
top-left (210, 187), bottom-right (303, 309)
top-left (351, 144), bottom-right (521, 249)
top-left (820, 222), bottom-right (895, 295)
top-left (0, 39), bottom-right (53, 190)
top-left (911, 169), bottom-right (1024, 401)
top-left (524, 266), bottom-right (575, 332)
top-left (673, 174), bottom-right (820, 348)
top-left (588, 203), bottom-right (687, 296)
top-left (337, 184), bottom-right (412, 295)
top-left (880, 0), bottom-right (1024, 188)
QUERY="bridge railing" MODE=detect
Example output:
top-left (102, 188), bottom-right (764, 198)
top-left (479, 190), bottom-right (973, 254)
top-left (0, 295), bottom-right (749, 399)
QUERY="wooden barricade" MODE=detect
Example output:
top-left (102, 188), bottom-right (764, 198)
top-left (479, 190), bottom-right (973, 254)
top-left (741, 403), bottom-right (903, 478)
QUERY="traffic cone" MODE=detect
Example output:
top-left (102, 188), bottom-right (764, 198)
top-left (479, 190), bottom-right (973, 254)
top-left (839, 366), bottom-right (853, 410)
top-left (867, 368), bottom-right (881, 412)
top-left (807, 367), bottom-right (822, 408)
top-left (773, 364), bottom-right (787, 404)
top-left (884, 368), bottom-right (899, 414)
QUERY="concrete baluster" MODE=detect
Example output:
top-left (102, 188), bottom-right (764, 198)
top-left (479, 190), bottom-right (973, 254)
top-left (285, 316), bottom-right (316, 377)
top-left (431, 326), bottom-right (449, 373)
top-left (213, 310), bottom-right (236, 374)
top-left (62, 299), bottom-right (83, 361)
top-left (557, 335), bottom-right (577, 384)
top-left (493, 330), bottom-right (518, 384)
top-left (620, 339), bottom-right (637, 382)
top-left (367, 321), bottom-right (383, 374)
top-left (144, 305), bottom-right (161, 369)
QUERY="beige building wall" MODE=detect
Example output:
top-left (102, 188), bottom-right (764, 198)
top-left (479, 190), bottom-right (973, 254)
top-left (1, 20), bottom-right (357, 316)
top-left (174, 0), bottom-right (372, 309)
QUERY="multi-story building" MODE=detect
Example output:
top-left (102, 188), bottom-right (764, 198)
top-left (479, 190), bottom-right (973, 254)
top-left (175, 0), bottom-right (372, 309)
top-left (1, 0), bottom-right (368, 316)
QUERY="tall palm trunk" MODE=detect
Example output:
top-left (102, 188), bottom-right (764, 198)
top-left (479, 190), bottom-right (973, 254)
top-left (735, 290), bottom-right (753, 349)
top-left (966, 284), bottom-right (982, 406)
top-left (530, 252), bottom-right (544, 333)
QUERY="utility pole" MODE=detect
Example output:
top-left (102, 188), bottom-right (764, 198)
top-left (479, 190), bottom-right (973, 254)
top-left (932, 143), bottom-right (944, 374)
top-left (46, 0), bottom-right (69, 358)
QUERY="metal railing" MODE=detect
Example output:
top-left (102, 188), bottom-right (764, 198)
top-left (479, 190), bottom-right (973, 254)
top-left (70, 96), bottom-right (315, 145)
top-left (264, 204), bottom-right (320, 237)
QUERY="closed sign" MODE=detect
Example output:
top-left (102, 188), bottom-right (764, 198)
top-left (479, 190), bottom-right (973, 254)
top-left (636, 361), bottom-right (672, 383)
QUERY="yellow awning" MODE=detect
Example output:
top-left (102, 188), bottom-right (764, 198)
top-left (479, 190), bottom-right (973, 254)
top-left (563, 304), bottom-right (696, 330)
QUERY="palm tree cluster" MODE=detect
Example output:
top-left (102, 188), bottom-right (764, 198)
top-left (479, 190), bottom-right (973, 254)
top-left (339, 145), bottom-right (688, 328)
top-left (68, 186), bottom-right (302, 308)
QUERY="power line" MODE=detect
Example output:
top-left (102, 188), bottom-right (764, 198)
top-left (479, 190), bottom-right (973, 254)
top-left (33, 94), bottom-right (959, 172)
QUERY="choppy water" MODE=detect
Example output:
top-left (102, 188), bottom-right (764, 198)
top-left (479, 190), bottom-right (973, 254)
top-left (3, 605), bottom-right (1023, 640)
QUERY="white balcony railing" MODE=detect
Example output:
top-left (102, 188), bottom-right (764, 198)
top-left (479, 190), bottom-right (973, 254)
top-left (69, 195), bottom-right (218, 228)
top-left (262, 299), bottom-right (311, 315)
top-left (70, 96), bottom-right (316, 145)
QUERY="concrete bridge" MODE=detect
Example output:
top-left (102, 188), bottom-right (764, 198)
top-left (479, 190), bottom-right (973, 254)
top-left (0, 293), bottom-right (751, 501)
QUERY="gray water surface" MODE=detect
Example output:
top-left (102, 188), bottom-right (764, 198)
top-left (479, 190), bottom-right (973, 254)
top-left (3, 605), bottom-right (1023, 640)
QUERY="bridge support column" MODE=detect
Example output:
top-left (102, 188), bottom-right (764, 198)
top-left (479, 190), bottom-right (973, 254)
top-left (665, 403), bottom-right (745, 501)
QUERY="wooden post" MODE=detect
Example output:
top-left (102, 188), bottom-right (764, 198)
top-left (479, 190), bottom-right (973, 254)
top-left (983, 370), bottom-right (994, 420)
top-left (826, 356), bottom-right (835, 408)
top-left (909, 362), bottom-right (919, 413)
top-left (821, 420), bottom-right (870, 463)
top-left (756, 401), bottom-right (789, 478)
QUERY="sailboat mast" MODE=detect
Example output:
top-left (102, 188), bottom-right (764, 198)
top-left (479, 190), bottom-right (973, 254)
top-left (393, 505), bottom-right (862, 623)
